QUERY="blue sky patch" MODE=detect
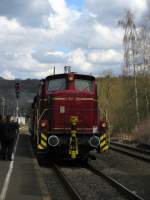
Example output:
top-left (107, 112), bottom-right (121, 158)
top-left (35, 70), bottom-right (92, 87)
top-left (65, 0), bottom-right (84, 10)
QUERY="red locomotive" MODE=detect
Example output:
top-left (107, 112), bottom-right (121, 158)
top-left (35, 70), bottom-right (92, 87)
top-left (30, 68), bottom-right (108, 160)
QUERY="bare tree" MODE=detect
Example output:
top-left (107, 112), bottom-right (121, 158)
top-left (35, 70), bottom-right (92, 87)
top-left (119, 10), bottom-right (140, 123)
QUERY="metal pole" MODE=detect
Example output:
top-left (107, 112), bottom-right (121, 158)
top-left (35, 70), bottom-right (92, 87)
top-left (16, 98), bottom-right (19, 122)
top-left (2, 100), bottom-right (4, 119)
top-left (0, 97), bottom-right (5, 119)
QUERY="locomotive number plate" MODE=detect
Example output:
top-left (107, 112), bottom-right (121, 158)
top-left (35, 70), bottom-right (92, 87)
top-left (60, 106), bottom-right (65, 113)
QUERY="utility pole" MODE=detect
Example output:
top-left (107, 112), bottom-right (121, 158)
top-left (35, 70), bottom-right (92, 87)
top-left (53, 66), bottom-right (55, 75)
top-left (0, 97), bottom-right (5, 119)
top-left (2, 98), bottom-right (5, 119)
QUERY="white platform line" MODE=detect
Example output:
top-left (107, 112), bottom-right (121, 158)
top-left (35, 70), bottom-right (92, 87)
top-left (0, 134), bottom-right (19, 200)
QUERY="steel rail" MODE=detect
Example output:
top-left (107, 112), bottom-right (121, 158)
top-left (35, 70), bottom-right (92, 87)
top-left (110, 142), bottom-right (150, 162)
top-left (110, 142), bottom-right (150, 155)
top-left (51, 162), bottom-right (82, 200)
top-left (87, 164), bottom-right (144, 200)
top-left (138, 143), bottom-right (150, 150)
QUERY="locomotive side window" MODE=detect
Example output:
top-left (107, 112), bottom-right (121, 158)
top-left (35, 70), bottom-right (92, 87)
top-left (48, 78), bottom-right (66, 92)
top-left (75, 79), bottom-right (93, 92)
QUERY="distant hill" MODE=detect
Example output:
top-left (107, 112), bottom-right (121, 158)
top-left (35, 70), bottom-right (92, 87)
top-left (0, 79), bottom-right (39, 116)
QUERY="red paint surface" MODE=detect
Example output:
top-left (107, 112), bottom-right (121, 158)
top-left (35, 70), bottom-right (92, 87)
top-left (37, 73), bottom-right (99, 134)
top-left (49, 91), bottom-right (98, 133)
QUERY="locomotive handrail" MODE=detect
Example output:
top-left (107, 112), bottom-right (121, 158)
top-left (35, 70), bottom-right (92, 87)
top-left (37, 108), bottom-right (48, 124)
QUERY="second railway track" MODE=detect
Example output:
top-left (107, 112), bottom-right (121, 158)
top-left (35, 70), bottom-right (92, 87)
top-left (86, 163), bottom-right (144, 200)
top-left (110, 141), bottom-right (150, 162)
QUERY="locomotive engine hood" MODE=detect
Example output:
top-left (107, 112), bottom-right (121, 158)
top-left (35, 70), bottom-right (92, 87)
top-left (47, 92), bottom-right (98, 134)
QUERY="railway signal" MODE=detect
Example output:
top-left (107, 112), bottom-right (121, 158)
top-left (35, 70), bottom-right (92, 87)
top-left (15, 82), bottom-right (21, 99)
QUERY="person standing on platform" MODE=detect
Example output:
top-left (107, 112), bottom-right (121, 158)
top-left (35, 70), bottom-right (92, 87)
top-left (3, 115), bottom-right (19, 160)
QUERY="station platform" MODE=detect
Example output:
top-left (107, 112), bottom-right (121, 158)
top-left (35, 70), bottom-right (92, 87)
top-left (0, 133), bottom-right (50, 200)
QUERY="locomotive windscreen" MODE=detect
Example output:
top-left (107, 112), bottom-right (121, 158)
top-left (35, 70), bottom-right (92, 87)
top-left (75, 79), bottom-right (93, 92)
top-left (48, 78), bottom-right (66, 92)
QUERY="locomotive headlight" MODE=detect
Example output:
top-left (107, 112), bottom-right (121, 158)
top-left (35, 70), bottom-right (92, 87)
top-left (93, 126), bottom-right (98, 133)
top-left (69, 76), bottom-right (74, 81)
top-left (68, 73), bottom-right (74, 81)
top-left (48, 135), bottom-right (59, 147)
top-left (40, 120), bottom-right (48, 128)
top-left (89, 136), bottom-right (100, 147)
top-left (101, 122), bottom-right (106, 128)
top-left (41, 122), bottom-right (46, 127)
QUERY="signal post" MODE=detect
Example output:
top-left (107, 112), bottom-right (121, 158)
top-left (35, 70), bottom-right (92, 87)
top-left (15, 82), bottom-right (21, 121)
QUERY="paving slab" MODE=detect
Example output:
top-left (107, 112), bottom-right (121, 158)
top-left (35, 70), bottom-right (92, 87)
top-left (0, 159), bottom-right (9, 192)
top-left (5, 134), bottom-right (47, 200)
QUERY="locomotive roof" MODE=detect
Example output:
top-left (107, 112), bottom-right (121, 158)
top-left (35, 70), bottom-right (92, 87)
top-left (45, 73), bottom-right (95, 80)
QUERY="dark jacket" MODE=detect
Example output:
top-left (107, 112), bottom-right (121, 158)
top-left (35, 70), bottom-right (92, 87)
top-left (0, 121), bottom-right (4, 140)
top-left (3, 122), bottom-right (19, 140)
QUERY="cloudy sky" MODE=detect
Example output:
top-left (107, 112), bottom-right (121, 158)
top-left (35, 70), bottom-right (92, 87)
top-left (0, 0), bottom-right (148, 79)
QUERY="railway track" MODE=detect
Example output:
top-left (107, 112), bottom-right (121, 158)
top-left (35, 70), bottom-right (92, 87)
top-left (51, 162), bottom-right (82, 200)
top-left (137, 143), bottom-right (150, 150)
top-left (50, 161), bottom-right (145, 200)
top-left (110, 142), bottom-right (150, 162)
top-left (87, 163), bottom-right (144, 200)
top-left (38, 153), bottom-right (146, 200)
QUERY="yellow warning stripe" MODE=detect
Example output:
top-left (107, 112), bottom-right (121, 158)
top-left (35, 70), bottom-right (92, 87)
top-left (38, 144), bottom-right (45, 149)
top-left (100, 141), bottom-right (106, 148)
top-left (100, 134), bottom-right (107, 141)
top-left (99, 133), bottom-right (109, 153)
top-left (41, 133), bottom-right (47, 141)
top-left (41, 140), bottom-right (47, 147)
top-left (101, 145), bottom-right (109, 152)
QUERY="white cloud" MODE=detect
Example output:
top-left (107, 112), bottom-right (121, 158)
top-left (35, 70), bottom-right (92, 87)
top-left (32, 50), bottom-right (67, 63)
top-left (1, 70), bottom-right (15, 80)
top-left (92, 23), bottom-right (122, 48)
top-left (88, 49), bottom-right (123, 64)
top-left (85, 0), bottom-right (148, 24)
top-left (0, 0), bottom-right (51, 27)
top-left (48, 0), bottom-right (80, 33)
top-left (68, 48), bottom-right (91, 72)
top-left (128, 0), bottom-right (147, 14)
top-left (0, 0), bottom-right (148, 79)
top-left (33, 70), bottom-right (53, 79)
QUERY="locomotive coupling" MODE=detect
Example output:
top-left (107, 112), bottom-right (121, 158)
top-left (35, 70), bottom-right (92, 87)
top-left (69, 116), bottom-right (78, 159)
top-left (70, 116), bottom-right (78, 128)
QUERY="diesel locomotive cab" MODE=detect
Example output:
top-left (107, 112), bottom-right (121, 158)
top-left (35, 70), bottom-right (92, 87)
top-left (31, 72), bottom-right (108, 160)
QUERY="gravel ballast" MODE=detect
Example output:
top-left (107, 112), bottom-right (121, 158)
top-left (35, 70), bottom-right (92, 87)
top-left (90, 149), bottom-right (150, 200)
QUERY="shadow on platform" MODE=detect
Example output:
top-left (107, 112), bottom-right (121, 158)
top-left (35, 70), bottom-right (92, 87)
top-left (15, 134), bottom-right (34, 159)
